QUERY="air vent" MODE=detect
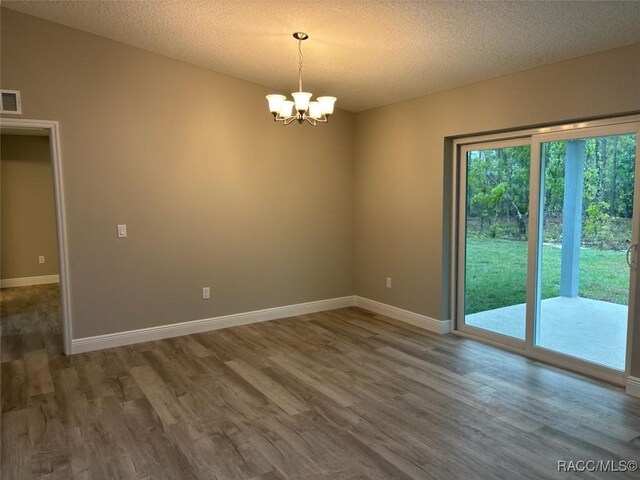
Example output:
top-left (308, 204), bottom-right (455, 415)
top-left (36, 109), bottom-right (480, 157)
top-left (1, 90), bottom-right (22, 114)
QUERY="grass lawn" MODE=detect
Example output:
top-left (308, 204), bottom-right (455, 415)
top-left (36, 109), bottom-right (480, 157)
top-left (465, 237), bottom-right (629, 314)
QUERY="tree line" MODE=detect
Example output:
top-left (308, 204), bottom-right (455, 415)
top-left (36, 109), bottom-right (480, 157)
top-left (466, 134), bottom-right (636, 249)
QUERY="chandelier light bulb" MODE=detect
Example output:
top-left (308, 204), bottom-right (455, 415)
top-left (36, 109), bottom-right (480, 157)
top-left (265, 32), bottom-right (337, 126)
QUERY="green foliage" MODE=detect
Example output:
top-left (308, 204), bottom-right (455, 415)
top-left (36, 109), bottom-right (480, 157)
top-left (543, 216), bottom-right (631, 251)
top-left (466, 146), bottom-right (530, 239)
top-left (584, 201), bottom-right (612, 246)
top-left (466, 134), bottom-right (636, 250)
top-left (488, 224), bottom-right (504, 238)
top-left (470, 183), bottom-right (506, 228)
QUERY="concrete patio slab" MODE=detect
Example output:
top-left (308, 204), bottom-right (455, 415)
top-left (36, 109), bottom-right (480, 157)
top-left (465, 296), bottom-right (628, 370)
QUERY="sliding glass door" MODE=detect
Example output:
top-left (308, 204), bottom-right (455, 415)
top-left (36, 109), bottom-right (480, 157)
top-left (458, 140), bottom-right (531, 345)
top-left (528, 125), bottom-right (639, 377)
top-left (457, 119), bottom-right (640, 383)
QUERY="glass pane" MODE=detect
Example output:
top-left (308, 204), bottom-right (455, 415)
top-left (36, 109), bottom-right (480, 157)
top-left (537, 134), bottom-right (636, 370)
top-left (464, 145), bottom-right (531, 340)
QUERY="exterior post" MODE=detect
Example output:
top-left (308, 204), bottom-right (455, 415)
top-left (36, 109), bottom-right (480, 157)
top-left (560, 140), bottom-right (586, 297)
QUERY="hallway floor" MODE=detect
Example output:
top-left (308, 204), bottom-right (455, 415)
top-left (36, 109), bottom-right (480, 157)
top-left (0, 283), bottom-right (62, 362)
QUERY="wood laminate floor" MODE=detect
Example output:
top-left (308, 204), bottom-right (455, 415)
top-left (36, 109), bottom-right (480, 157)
top-left (1, 291), bottom-right (640, 479)
top-left (1, 284), bottom-right (62, 362)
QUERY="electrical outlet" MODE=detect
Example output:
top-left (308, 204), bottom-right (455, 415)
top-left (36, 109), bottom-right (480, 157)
top-left (202, 287), bottom-right (210, 299)
top-left (38, 255), bottom-right (45, 264)
top-left (386, 277), bottom-right (392, 288)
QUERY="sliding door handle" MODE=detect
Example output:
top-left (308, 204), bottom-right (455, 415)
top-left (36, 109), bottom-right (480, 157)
top-left (627, 243), bottom-right (638, 269)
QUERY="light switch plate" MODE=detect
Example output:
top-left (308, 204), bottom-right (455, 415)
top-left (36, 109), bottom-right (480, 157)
top-left (38, 256), bottom-right (45, 264)
top-left (117, 224), bottom-right (127, 238)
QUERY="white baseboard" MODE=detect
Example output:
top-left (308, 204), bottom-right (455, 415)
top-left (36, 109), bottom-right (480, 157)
top-left (354, 296), bottom-right (450, 335)
top-left (72, 296), bottom-right (356, 354)
top-left (1, 274), bottom-right (60, 288)
top-left (72, 295), bottom-right (450, 354)
top-left (626, 376), bottom-right (640, 398)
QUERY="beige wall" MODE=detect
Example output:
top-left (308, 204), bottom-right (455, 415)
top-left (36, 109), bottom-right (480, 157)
top-left (1, 134), bottom-right (59, 279)
top-left (3, 6), bottom-right (639, 365)
top-left (354, 43), bottom-right (640, 321)
top-left (1, 9), bottom-right (355, 338)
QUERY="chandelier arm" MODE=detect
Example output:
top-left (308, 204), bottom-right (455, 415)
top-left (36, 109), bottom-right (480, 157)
top-left (274, 113), bottom-right (295, 123)
top-left (283, 116), bottom-right (297, 125)
top-left (305, 116), bottom-right (317, 126)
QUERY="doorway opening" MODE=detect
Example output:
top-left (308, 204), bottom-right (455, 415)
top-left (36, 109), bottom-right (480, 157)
top-left (453, 116), bottom-right (640, 386)
top-left (0, 119), bottom-right (72, 357)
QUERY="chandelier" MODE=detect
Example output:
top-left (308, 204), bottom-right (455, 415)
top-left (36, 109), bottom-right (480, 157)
top-left (266, 32), bottom-right (337, 126)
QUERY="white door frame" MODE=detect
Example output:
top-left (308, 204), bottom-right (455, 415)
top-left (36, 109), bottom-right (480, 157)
top-left (1, 118), bottom-right (73, 354)
top-left (456, 137), bottom-right (532, 350)
top-left (452, 114), bottom-right (640, 387)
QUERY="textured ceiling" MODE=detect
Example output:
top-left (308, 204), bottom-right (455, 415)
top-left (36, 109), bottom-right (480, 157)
top-left (4, 1), bottom-right (640, 112)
